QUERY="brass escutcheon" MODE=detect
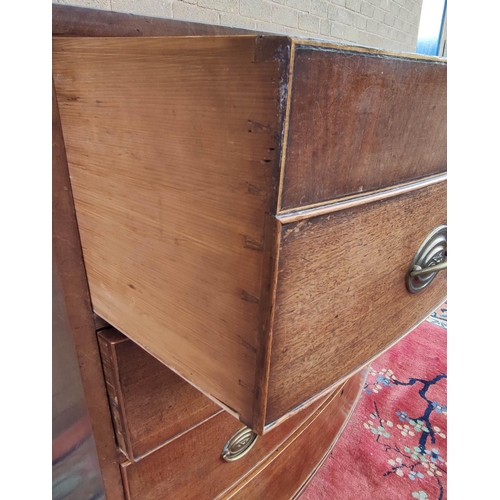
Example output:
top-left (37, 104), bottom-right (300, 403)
top-left (406, 225), bottom-right (447, 294)
top-left (221, 426), bottom-right (258, 462)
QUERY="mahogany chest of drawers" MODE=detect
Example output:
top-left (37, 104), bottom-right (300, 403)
top-left (52, 5), bottom-right (446, 499)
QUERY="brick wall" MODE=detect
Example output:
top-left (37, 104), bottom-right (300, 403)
top-left (54, 0), bottom-right (423, 53)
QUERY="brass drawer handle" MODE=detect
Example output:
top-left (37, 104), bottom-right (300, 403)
top-left (406, 225), bottom-right (447, 294)
top-left (221, 427), bottom-right (258, 462)
top-left (410, 260), bottom-right (447, 277)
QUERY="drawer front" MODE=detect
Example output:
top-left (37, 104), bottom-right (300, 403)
top-left (266, 180), bottom-right (447, 424)
top-left (121, 392), bottom-right (329, 500)
top-left (98, 328), bottom-right (221, 460)
top-left (227, 369), bottom-right (366, 499)
top-left (280, 45), bottom-right (446, 211)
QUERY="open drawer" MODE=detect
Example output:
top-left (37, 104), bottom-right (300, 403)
top-left (52, 35), bottom-right (446, 433)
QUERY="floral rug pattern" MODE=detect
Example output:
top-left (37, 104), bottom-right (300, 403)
top-left (301, 303), bottom-right (447, 500)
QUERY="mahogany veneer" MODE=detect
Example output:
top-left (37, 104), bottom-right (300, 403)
top-left (281, 46), bottom-right (446, 210)
top-left (267, 181), bottom-right (447, 423)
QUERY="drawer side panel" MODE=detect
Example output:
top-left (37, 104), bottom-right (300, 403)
top-left (98, 329), bottom-right (221, 461)
top-left (52, 36), bottom-right (284, 425)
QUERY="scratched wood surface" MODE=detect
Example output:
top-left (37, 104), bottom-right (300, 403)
top-left (98, 328), bottom-right (221, 461)
top-left (266, 181), bottom-right (447, 424)
top-left (279, 44), bottom-right (447, 211)
top-left (52, 36), bottom-right (284, 426)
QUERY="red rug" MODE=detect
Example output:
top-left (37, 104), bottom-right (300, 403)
top-left (301, 313), bottom-right (447, 500)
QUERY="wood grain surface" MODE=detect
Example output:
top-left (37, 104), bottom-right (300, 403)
top-left (53, 30), bottom-right (447, 435)
top-left (266, 181), bottom-right (447, 424)
top-left (53, 83), bottom-right (125, 499)
top-left (280, 45), bottom-right (447, 211)
top-left (52, 36), bottom-right (284, 426)
top-left (98, 328), bottom-right (221, 461)
top-left (224, 369), bottom-right (367, 499)
top-left (121, 392), bottom-right (328, 500)
top-left (52, 3), bottom-right (264, 37)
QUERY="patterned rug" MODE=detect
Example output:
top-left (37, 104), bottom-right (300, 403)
top-left (301, 302), bottom-right (447, 500)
